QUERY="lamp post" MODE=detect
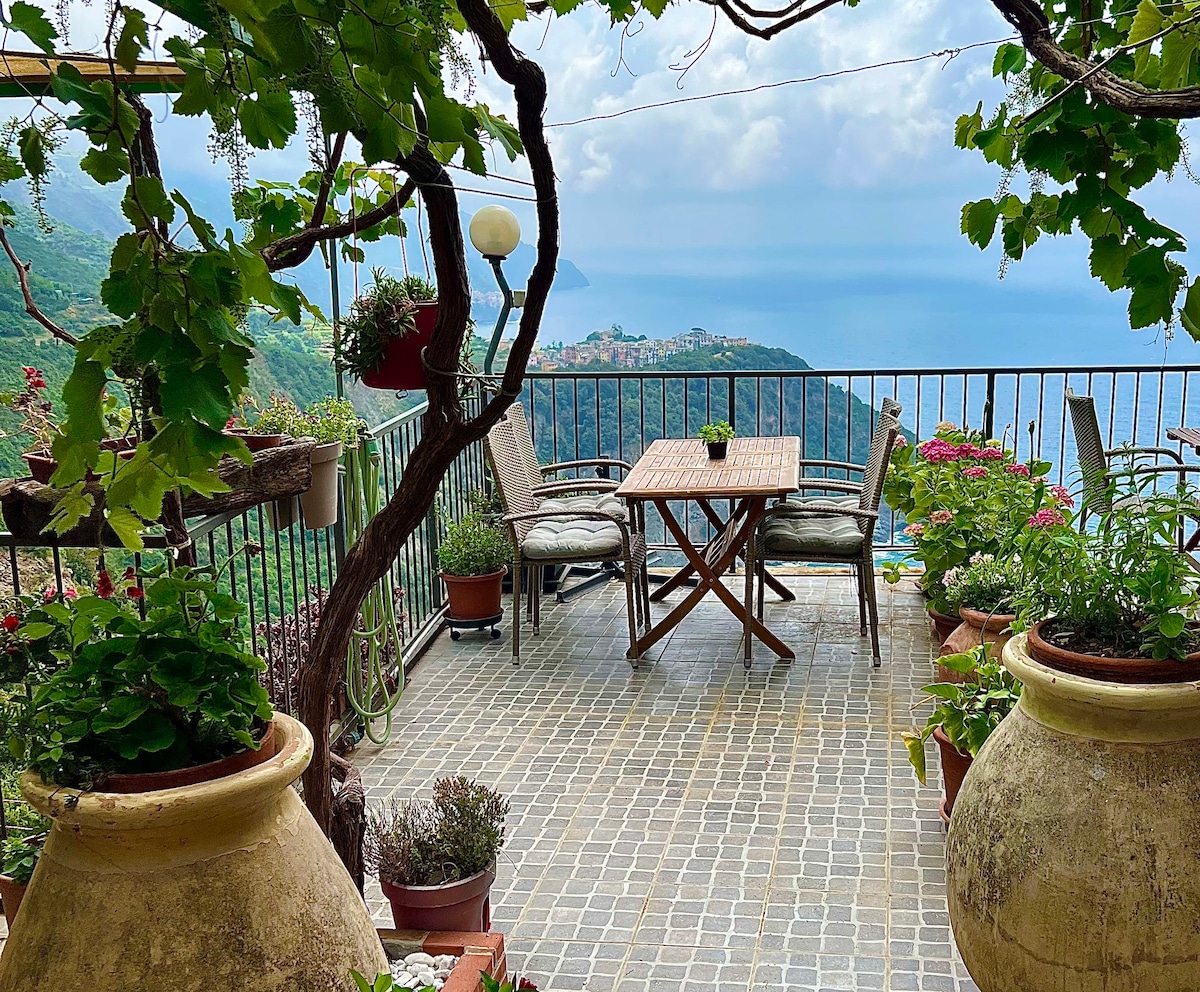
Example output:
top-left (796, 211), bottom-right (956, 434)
top-left (469, 205), bottom-right (522, 376)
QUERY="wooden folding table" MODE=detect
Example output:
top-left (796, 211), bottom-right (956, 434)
top-left (616, 436), bottom-right (801, 660)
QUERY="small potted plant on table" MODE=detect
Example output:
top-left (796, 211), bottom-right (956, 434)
top-left (366, 776), bottom-right (509, 932)
top-left (341, 270), bottom-right (439, 391)
top-left (699, 420), bottom-right (734, 459)
top-left (903, 645), bottom-right (1022, 824)
top-left (437, 511), bottom-right (511, 638)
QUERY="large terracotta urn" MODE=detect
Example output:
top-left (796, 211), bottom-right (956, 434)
top-left (0, 712), bottom-right (388, 991)
top-left (937, 607), bottom-right (1015, 683)
top-left (945, 634), bottom-right (1200, 992)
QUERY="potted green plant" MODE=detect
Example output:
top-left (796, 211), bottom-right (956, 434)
top-left (903, 645), bottom-right (1022, 823)
top-left (946, 483), bottom-right (1200, 992)
top-left (341, 270), bottom-right (439, 391)
top-left (298, 396), bottom-right (365, 530)
top-left (699, 420), bottom-right (734, 459)
top-left (2, 366), bottom-right (64, 483)
top-left (0, 562), bottom-right (389, 988)
top-left (365, 776), bottom-right (509, 932)
top-left (224, 393), bottom-right (289, 452)
top-left (881, 420), bottom-right (1066, 639)
top-left (938, 552), bottom-right (1024, 676)
top-left (0, 832), bottom-right (44, 927)
top-left (437, 511), bottom-right (511, 622)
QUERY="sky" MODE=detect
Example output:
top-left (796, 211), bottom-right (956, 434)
top-left (19, 0), bottom-right (1200, 366)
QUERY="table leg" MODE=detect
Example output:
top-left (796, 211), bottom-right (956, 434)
top-left (630, 498), bottom-right (794, 660)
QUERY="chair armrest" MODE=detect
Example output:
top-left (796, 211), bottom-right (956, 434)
top-left (788, 480), bottom-right (862, 495)
top-left (796, 459), bottom-right (866, 474)
top-left (1108, 463), bottom-right (1200, 480)
top-left (541, 458), bottom-right (634, 475)
top-left (533, 479), bottom-right (620, 497)
top-left (1106, 446), bottom-right (1184, 465)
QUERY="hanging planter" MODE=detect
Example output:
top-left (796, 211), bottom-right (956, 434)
top-left (340, 271), bottom-right (439, 392)
top-left (301, 440), bottom-right (343, 530)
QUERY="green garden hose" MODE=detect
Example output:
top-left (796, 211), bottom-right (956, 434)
top-left (341, 437), bottom-right (405, 743)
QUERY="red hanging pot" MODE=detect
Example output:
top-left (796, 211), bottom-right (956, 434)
top-left (361, 302), bottom-right (438, 391)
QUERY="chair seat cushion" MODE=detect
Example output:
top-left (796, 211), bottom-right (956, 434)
top-left (540, 492), bottom-right (627, 520)
top-left (522, 504), bottom-right (624, 560)
top-left (761, 510), bottom-right (864, 556)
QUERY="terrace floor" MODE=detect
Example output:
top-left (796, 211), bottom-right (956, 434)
top-left (356, 571), bottom-right (980, 992)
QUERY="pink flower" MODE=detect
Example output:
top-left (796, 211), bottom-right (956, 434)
top-left (962, 466), bottom-right (987, 479)
top-left (892, 435), bottom-right (908, 449)
top-left (978, 446), bottom-right (1005, 460)
top-left (1006, 463), bottom-right (1030, 477)
top-left (64, 588), bottom-right (76, 599)
top-left (902, 523), bottom-right (925, 537)
top-left (1032, 475), bottom-right (1048, 484)
top-left (918, 438), bottom-right (961, 463)
top-left (1051, 485), bottom-right (1074, 508)
top-left (935, 420), bottom-right (957, 432)
top-left (930, 509), bottom-right (953, 525)
top-left (1028, 508), bottom-right (1066, 529)
top-left (957, 443), bottom-right (982, 459)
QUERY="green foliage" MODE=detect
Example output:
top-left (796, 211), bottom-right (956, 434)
top-left (882, 422), bottom-right (1067, 612)
top-left (1013, 480), bottom-right (1200, 661)
top-left (247, 393), bottom-right (365, 449)
top-left (340, 269), bottom-right (437, 381)
top-left (365, 775), bottom-right (509, 886)
top-left (436, 511), bottom-right (511, 577)
top-left (957, 2), bottom-right (1200, 336)
top-left (16, 566), bottom-right (273, 788)
top-left (1, 833), bottom-right (44, 884)
top-left (698, 420), bottom-right (734, 443)
top-left (942, 553), bottom-right (1024, 616)
top-left (902, 646), bottom-right (1023, 785)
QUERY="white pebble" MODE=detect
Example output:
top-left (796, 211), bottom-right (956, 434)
top-left (405, 952), bottom-right (436, 968)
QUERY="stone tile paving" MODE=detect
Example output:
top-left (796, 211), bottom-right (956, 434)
top-left (354, 572), bottom-right (980, 992)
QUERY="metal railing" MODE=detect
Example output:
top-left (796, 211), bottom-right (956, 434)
top-left (520, 364), bottom-right (1200, 552)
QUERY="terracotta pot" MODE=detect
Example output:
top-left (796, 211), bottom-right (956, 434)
top-left (1028, 619), bottom-right (1200, 685)
top-left (706, 441), bottom-right (728, 459)
top-left (22, 451), bottom-right (56, 484)
top-left (100, 720), bottom-right (277, 793)
top-left (381, 864), bottom-right (496, 932)
top-left (224, 429), bottom-right (284, 452)
top-left (928, 605), bottom-right (959, 644)
top-left (938, 608), bottom-right (1016, 683)
top-left (0, 712), bottom-right (387, 990)
top-left (443, 568), bottom-right (507, 622)
top-left (361, 302), bottom-right (438, 391)
top-left (0, 873), bottom-right (26, 928)
top-left (100, 437), bottom-right (138, 453)
top-left (946, 633), bottom-right (1200, 992)
top-left (932, 725), bottom-right (973, 825)
top-left (300, 440), bottom-right (343, 530)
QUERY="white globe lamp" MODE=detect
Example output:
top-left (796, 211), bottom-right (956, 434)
top-left (469, 205), bottom-right (521, 259)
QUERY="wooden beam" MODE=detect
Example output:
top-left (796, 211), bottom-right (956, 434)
top-left (0, 51), bottom-right (186, 98)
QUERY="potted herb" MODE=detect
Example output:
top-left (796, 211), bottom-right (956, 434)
top-left (224, 393), bottom-right (289, 451)
top-left (365, 776), bottom-right (509, 932)
top-left (0, 832), bottom-right (44, 926)
top-left (699, 420), bottom-right (734, 459)
top-left (437, 512), bottom-right (511, 622)
top-left (341, 270), bottom-right (439, 391)
top-left (2, 366), bottom-right (63, 483)
top-left (0, 563), bottom-right (390, 988)
top-left (938, 552), bottom-right (1025, 676)
top-left (903, 645), bottom-right (1022, 823)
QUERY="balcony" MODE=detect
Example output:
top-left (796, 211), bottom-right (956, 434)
top-left (5, 362), bottom-right (1200, 988)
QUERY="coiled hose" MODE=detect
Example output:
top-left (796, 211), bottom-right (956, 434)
top-left (341, 437), bottom-right (405, 743)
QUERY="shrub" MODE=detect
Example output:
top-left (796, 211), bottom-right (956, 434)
top-left (943, 553), bottom-right (1024, 616)
top-left (698, 421), bottom-right (734, 443)
top-left (365, 776), bottom-right (509, 886)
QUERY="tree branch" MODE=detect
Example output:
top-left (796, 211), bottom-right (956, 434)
top-left (307, 131), bottom-right (347, 237)
top-left (990, 0), bottom-right (1200, 118)
top-left (262, 176), bottom-right (417, 271)
top-left (703, 0), bottom-right (843, 39)
top-left (0, 227), bottom-right (79, 346)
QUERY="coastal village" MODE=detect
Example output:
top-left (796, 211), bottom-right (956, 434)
top-left (525, 325), bottom-right (751, 369)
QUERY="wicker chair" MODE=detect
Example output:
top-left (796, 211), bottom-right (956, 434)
top-left (745, 412), bottom-right (900, 669)
top-left (486, 416), bottom-right (649, 665)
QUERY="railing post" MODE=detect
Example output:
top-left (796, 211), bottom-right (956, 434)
top-left (983, 372), bottom-right (997, 440)
top-left (727, 374), bottom-right (736, 432)
top-left (425, 504), bottom-right (441, 607)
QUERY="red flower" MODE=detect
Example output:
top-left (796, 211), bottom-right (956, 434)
top-left (2, 615), bottom-right (18, 632)
top-left (123, 565), bottom-right (136, 581)
top-left (517, 980), bottom-right (539, 991)
top-left (96, 570), bottom-right (114, 599)
top-left (126, 586), bottom-right (145, 600)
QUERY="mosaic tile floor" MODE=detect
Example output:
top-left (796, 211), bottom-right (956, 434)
top-left (355, 570), bottom-right (978, 992)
